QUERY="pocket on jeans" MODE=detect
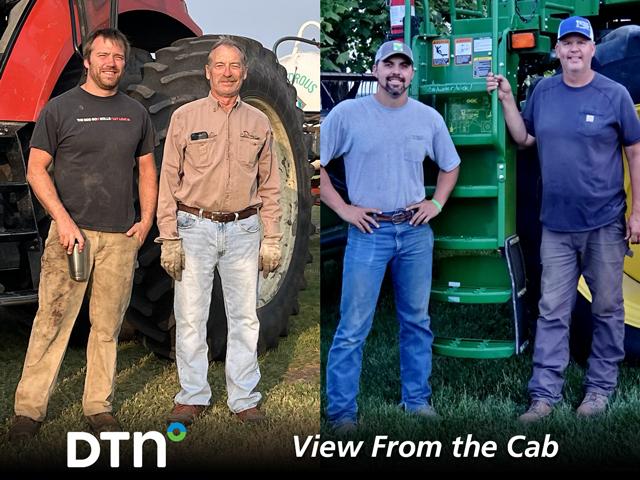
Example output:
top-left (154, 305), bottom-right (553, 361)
top-left (237, 214), bottom-right (260, 233)
top-left (177, 211), bottom-right (197, 230)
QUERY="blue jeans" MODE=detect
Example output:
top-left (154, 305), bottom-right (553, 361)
top-left (173, 211), bottom-right (262, 413)
top-left (326, 221), bottom-right (435, 425)
top-left (529, 218), bottom-right (627, 403)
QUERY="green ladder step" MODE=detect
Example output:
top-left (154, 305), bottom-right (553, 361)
top-left (431, 285), bottom-right (512, 304)
top-left (433, 337), bottom-right (515, 359)
top-left (426, 185), bottom-right (498, 198)
top-left (434, 236), bottom-right (498, 249)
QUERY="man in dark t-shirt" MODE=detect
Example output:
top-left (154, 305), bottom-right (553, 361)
top-left (8, 28), bottom-right (157, 440)
top-left (487, 16), bottom-right (640, 422)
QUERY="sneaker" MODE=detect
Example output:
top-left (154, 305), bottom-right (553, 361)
top-left (235, 406), bottom-right (266, 423)
top-left (518, 399), bottom-right (553, 424)
top-left (576, 392), bottom-right (608, 418)
top-left (8, 415), bottom-right (41, 442)
top-left (85, 412), bottom-right (121, 434)
top-left (166, 403), bottom-right (207, 426)
top-left (332, 420), bottom-right (358, 436)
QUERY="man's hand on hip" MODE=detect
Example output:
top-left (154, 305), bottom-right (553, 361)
top-left (160, 239), bottom-right (185, 281)
top-left (338, 204), bottom-right (382, 233)
top-left (126, 219), bottom-right (153, 246)
top-left (259, 237), bottom-right (281, 278)
top-left (407, 199), bottom-right (440, 225)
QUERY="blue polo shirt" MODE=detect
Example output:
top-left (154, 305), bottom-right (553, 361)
top-left (522, 73), bottom-right (640, 232)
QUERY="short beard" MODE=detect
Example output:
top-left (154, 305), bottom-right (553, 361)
top-left (380, 78), bottom-right (408, 98)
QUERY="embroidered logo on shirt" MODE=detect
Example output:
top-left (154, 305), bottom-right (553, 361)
top-left (240, 131), bottom-right (260, 140)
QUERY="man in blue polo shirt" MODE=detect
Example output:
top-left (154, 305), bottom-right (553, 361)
top-left (321, 41), bottom-right (460, 433)
top-left (487, 16), bottom-right (640, 421)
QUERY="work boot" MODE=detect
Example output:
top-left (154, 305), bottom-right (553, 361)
top-left (518, 399), bottom-right (553, 424)
top-left (235, 406), bottom-right (266, 423)
top-left (166, 403), bottom-right (207, 426)
top-left (576, 392), bottom-right (608, 418)
top-left (85, 412), bottom-right (121, 434)
top-left (333, 420), bottom-right (358, 436)
top-left (401, 403), bottom-right (439, 419)
top-left (8, 415), bottom-right (42, 442)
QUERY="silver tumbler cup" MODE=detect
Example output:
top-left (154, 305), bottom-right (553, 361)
top-left (68, 242), bottom-right (89, 282)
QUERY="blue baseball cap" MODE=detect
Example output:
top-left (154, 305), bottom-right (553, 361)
top-left (375, 41), bottom-right (414, 64)
top-left (558, 16), bottom-right (594, 41)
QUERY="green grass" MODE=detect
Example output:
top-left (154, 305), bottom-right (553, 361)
top-left (320, 265), bottom-right (640, 470)
top-left (0, 210), bottom-right (320, 471)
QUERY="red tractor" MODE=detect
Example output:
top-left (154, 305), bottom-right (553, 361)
top-left (0, 0), bottom-right (312, 359)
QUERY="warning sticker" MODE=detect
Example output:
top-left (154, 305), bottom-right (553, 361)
top-left (473, 56), bottom-right (492, 78)
top-left (432, 39), bottom-right (450, 66)
top-left (474, 36), bottom-right (492, 52)
top-left (455, 38), bottom-right (472, 65)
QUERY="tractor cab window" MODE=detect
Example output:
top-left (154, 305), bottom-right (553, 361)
top-left (0, 0), bottom-right (29, 58)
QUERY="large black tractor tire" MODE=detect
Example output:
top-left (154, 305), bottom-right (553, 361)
top-left (127, 35), bottom-right (311, 360)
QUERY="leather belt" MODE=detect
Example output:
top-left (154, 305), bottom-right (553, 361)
top-left (373, 209), bottom-right (415, 224)
top-left (177, 203), bottom-right (258, 223)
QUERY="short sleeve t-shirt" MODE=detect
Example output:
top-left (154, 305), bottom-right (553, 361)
top-left (30, 87), bottom-right (155, 232)
top-left (321, 95), bottom-right (460, 212)
top-left (522, 73), bottom-right (640, 232)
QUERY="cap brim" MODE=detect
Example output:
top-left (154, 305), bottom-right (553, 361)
top-left (378, 53), bottom-right (413, 64)
top-left (558, 31), bottom-right (592, 40)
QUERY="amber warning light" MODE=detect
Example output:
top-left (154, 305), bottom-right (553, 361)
top-left (511, 32), bottom-right (536, 50)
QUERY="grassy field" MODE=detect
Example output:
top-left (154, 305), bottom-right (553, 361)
top-left (0, 211), bottom-right (320, 472)
top-left (321, 260), bottom-right (640, 471)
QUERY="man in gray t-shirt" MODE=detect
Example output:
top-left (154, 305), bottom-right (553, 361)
top-left (321, 41), bottom-right (460, 433)
top-left (487, 16), bottom-right (640, 422)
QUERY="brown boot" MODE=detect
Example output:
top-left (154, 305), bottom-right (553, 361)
top-left (518, 399), bottom-right (553, 424)
top-left (576, 392), bottom-right (608, 418)
top-left (85, 413), bottom-right (121, 434)
top-left (235, 406), bottom-right (266, 423)
top-left (166, 404), bottom-right (207, 426)
top-left (8, 416), bottom-right (42, 442)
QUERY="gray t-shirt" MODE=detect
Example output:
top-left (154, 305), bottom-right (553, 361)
top-left (321, 95), bottom-right (460, 212)
top-left (522, 73), bottom-right (640, 232)
top-left (30, 87), bottom-right (155, 232)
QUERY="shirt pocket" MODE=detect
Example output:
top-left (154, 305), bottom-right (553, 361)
top-left (403, 135), bottom-right (427, 163)
top-left (577, 110), bottom-right (602, 137)
top-left (238, 135), bottom-right (263, 170)
top-left (185, 136), bottom-right (217, 168)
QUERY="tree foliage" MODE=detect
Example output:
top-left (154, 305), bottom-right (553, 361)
top-left (321, 0), bottom-right (479, 72)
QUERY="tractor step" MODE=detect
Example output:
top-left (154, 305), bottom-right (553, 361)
top-left (432, 254), bottom-right (512, 304)
top-left (431, 285), bottom-right (512, 304)
top-left (433, 336), bottom-right (515, 359)
top-left (0, 290), bottom-right (38, 306)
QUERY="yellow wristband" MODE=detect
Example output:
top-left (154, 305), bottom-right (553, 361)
top-left (431, 198), bottom-right (443, 212)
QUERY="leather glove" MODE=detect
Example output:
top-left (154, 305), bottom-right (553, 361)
top-left (160, 239), bottom-right (185, 281)
top-left (259, 237), bottom-right (281, 278)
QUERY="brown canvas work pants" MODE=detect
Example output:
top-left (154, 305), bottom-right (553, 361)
top-left (14, 221), bottom-right (139, 421)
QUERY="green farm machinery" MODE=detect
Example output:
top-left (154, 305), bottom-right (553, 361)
top-left (321, 0), bottom-right (640, 359)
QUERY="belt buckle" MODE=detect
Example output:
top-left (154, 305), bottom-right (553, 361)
top-left (391, 209), bottom-right (407, 224)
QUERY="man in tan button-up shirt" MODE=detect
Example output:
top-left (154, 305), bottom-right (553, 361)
top-left (156, 38), bottom-right (281, 425)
